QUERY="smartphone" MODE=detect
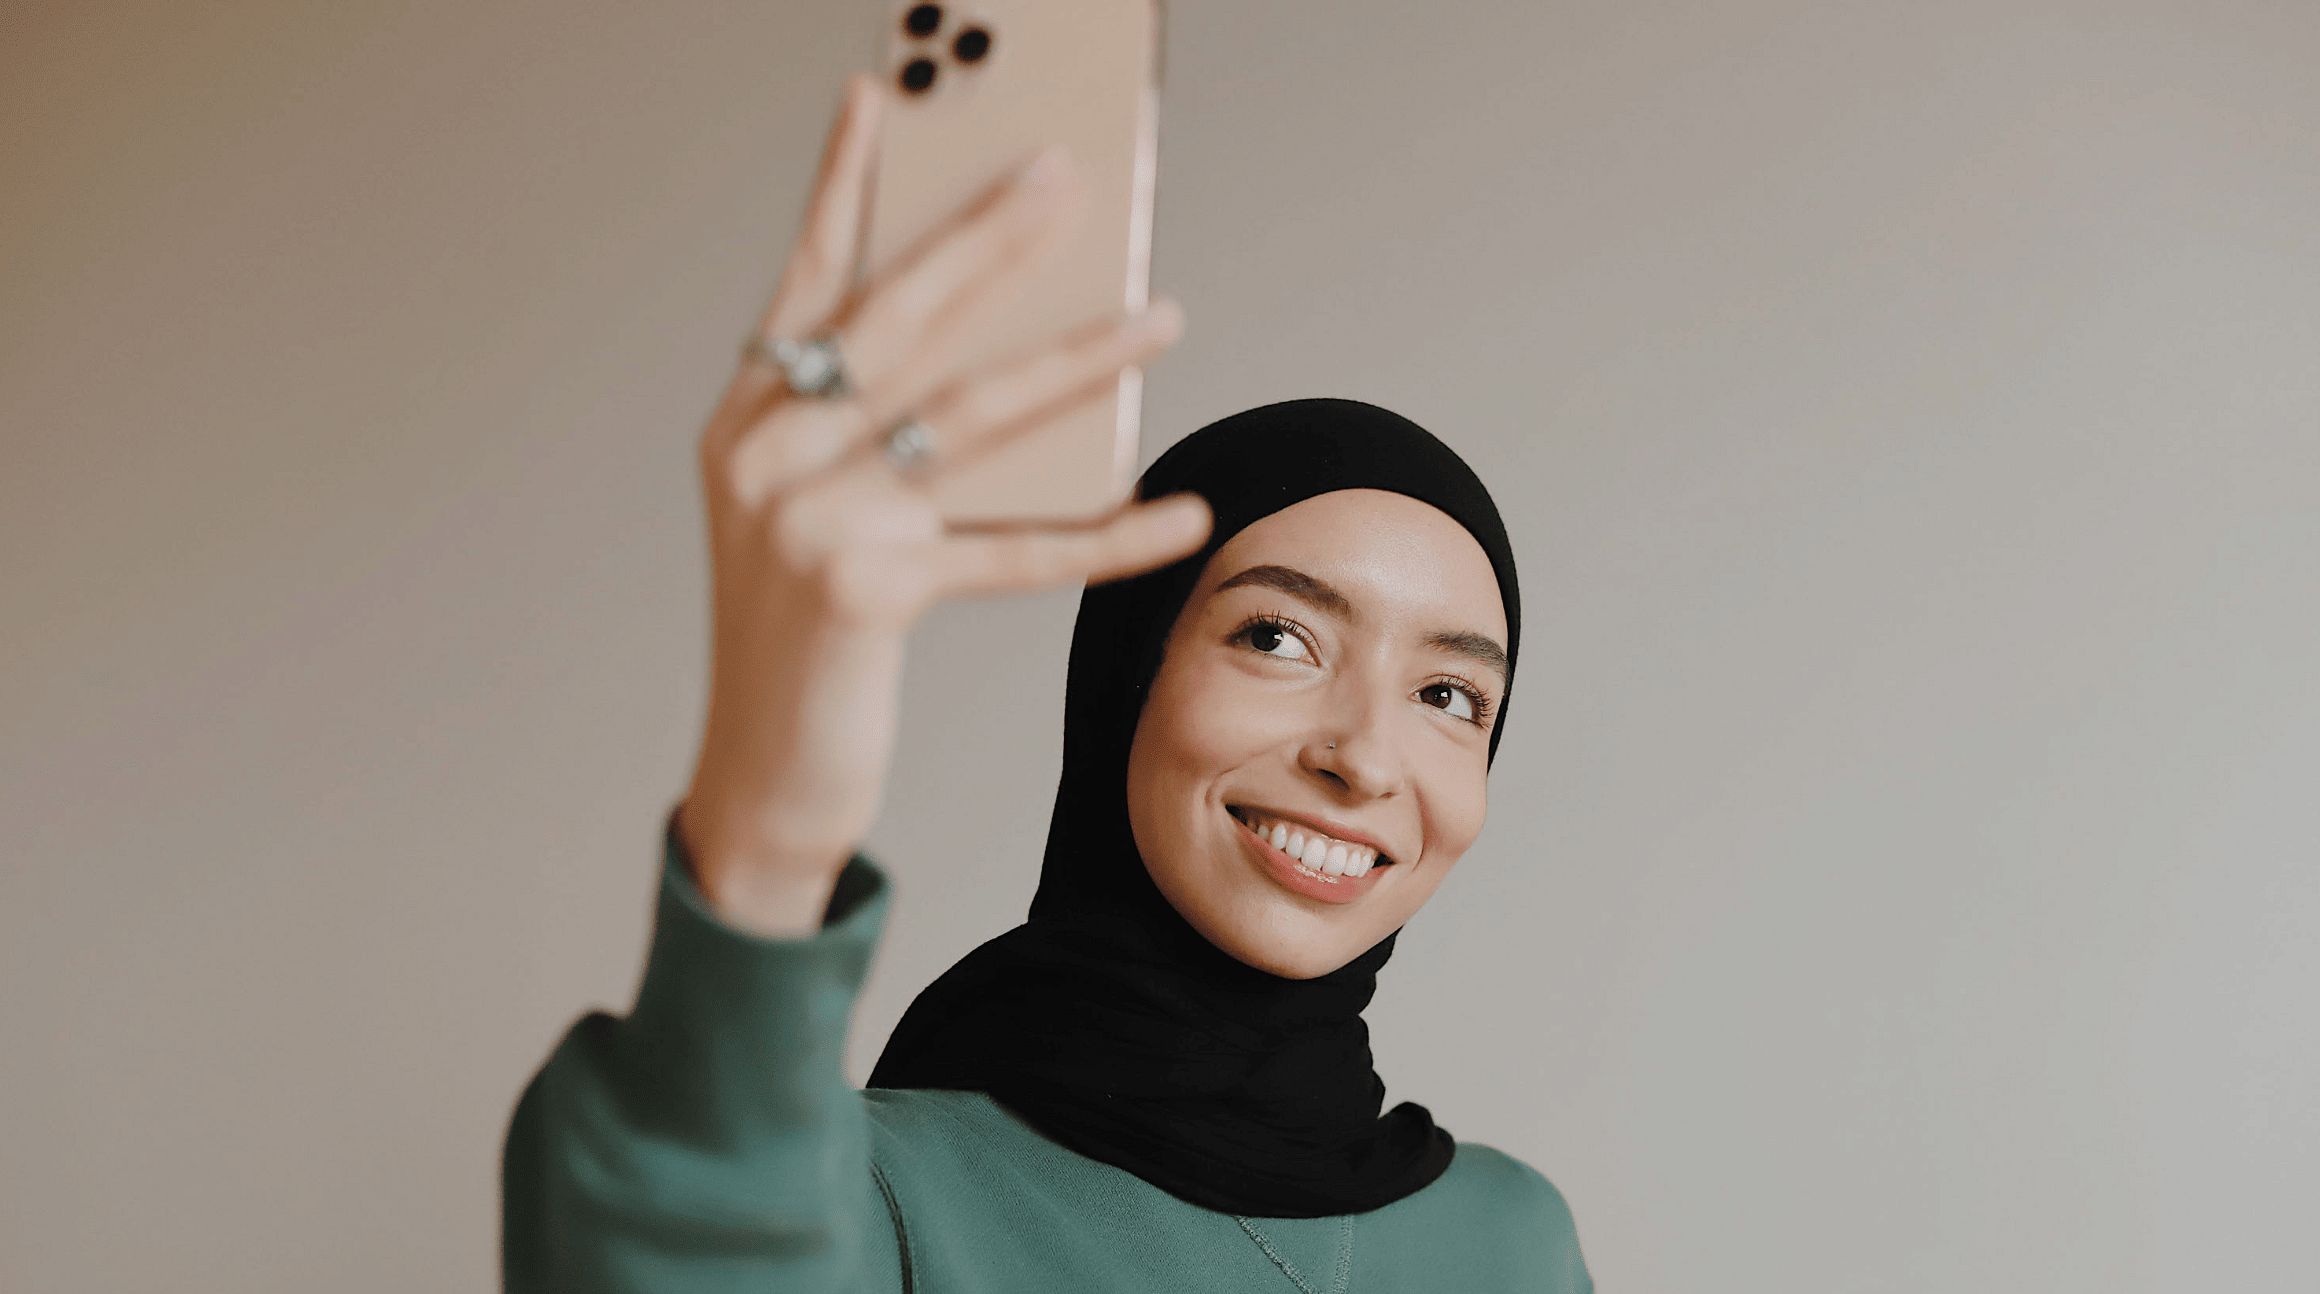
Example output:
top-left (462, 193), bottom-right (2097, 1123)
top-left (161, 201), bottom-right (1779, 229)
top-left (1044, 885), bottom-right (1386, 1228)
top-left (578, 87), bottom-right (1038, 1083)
top-left (861, 0), bottom-right (1162, 524)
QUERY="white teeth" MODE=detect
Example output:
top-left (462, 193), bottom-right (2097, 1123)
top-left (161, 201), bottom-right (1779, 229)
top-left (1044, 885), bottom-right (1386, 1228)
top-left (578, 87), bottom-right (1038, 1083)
top-left (1242, 810), bottom-right (1388, 879)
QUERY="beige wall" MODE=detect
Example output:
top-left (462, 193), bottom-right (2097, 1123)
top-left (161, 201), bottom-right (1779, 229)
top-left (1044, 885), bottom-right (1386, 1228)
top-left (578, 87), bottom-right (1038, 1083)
top-left (5, 1), bottom-right (2316, 1289)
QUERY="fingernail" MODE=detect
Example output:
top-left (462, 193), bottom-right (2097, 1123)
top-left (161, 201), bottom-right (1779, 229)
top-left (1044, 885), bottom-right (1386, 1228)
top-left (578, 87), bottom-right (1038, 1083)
top-left (1161, 495), bottom-right (1211, 540)
top-left (1127, 297), bottom-right (1184, 341)
top-left (1021, 146), bottom-right (1071, 188)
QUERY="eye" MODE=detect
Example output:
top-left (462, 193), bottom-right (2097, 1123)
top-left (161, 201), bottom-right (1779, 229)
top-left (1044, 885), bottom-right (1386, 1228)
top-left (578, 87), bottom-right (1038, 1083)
top-left (1233, 616), bottom-right (1314, 663)
top-left (1417, 680), bottom-right (1482, 722)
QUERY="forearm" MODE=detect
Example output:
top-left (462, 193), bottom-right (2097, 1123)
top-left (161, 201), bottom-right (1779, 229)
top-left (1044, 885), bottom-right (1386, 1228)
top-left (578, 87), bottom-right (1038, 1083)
top-left (680, 619), bottom-right (910, 936)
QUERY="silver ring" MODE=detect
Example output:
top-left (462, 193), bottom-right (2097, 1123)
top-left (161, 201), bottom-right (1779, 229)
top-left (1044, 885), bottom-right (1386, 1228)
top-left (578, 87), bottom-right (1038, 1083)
top-left (881, 417), bottom-right (937, 478)
top-left (742, 332), bottom-right (851, 399)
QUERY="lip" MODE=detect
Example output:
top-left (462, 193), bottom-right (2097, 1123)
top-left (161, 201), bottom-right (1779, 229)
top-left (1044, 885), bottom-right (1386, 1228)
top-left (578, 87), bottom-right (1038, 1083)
top-left (1227, 807), bottom-right (1393, 905)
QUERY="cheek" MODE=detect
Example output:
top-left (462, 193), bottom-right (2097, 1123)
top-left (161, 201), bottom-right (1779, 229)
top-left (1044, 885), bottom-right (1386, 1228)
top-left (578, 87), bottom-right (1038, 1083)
top-left (1137, 654), bottom-right (1305, 791)
top-left (1375, 770), bottom-right (1488, 929)
top-left (1416, 749), bottom-right (1492, 872)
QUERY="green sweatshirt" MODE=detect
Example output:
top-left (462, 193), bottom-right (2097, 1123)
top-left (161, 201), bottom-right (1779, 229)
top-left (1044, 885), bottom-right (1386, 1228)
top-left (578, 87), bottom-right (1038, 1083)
top-left (503, 836), bottom-right (1593, 1292)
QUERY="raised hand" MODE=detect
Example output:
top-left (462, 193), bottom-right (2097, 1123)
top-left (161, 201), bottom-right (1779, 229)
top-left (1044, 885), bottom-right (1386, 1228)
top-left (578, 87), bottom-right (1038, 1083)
top-left (678, 75), bottom-right (1209, 934)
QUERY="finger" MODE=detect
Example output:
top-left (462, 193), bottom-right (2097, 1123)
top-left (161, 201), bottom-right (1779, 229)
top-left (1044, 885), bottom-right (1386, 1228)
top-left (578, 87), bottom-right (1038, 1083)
top-left (872, 299), bottom-right (1183, 472)
top-left (928, 493), bottom-right (1212, 599)
top-left (720, 400), bottom-right (875, 508)
top-left (830, 147), bottom-right (1085, 399)
top-left (759, 75), bottom-right (882, 344)
top-left (720, 269), bottom-right (1157, 498)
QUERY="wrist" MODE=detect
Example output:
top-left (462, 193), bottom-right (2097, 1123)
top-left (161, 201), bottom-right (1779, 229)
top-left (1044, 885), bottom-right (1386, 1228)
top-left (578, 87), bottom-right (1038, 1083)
top-left (675, 797), bottom-right (851, 936)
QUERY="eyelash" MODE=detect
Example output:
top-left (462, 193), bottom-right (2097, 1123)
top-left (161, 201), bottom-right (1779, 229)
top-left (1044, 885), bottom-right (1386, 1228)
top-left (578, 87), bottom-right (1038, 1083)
top-left (1229, 611), bottom-right (1317, 661)
top-left (1227, 612), bottom-right (1498, 729)
top-left (1423, 672), bottom-right (1497, 729)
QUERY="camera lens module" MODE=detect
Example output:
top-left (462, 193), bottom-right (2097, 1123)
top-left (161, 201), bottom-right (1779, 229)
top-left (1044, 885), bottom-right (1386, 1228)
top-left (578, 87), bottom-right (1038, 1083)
top-left (899, 57), bottom-right (937, 94)
top-left (903, 4), bottom-right (943, 39)
top-left (952, 26), bottom-right (992, 63)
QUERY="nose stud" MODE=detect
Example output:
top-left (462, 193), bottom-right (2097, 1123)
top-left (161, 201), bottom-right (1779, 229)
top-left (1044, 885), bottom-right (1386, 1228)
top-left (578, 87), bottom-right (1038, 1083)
top-left (1327, 742), bottom-right (1336, 749)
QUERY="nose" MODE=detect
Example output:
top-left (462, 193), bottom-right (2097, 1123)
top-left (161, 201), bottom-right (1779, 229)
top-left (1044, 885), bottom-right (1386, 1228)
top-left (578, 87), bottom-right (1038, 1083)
top-left (1300, 691), bottom-right (1404, 802)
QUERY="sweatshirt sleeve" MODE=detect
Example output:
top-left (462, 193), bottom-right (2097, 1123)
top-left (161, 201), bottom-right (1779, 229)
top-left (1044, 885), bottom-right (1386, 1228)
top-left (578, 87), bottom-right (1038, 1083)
top-left (502, 818), bottom-right (893, 1293)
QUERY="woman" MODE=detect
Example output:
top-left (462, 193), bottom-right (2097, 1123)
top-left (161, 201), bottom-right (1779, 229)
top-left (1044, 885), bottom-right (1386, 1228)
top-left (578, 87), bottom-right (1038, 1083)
top-left (503, 77), bottom-right (1591, 1292)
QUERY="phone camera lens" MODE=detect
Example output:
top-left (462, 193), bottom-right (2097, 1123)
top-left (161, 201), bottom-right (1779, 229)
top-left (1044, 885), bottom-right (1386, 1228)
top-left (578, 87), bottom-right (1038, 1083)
top-left (898, 57), bottom-right (938, 94)
top-left (903, 4), bottom-right (942, 38)
top-left (952, 26), bottom-right (992, 63)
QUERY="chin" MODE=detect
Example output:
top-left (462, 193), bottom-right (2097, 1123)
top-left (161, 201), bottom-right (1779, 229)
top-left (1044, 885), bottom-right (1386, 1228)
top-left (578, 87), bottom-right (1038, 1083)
top-left (1234, 941), bottom-right (1356, 981)
top-left (1204, 931), bottom-right (1349, 980)
top-left (1183, 885), bottom-right (1371, 980)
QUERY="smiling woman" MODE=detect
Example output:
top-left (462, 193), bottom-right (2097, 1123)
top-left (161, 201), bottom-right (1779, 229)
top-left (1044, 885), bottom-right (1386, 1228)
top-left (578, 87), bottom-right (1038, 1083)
top-left (502, 76), bottom-right (1587, 1294)
top-left (864, 400), bottom-right (1544, 1226)
top-left (1129, 488), bottom-right (1510, 977)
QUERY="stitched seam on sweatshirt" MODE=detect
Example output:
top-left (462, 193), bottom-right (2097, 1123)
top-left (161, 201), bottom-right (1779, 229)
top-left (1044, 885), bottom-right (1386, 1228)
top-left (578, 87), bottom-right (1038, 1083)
top-left (909, 1090), bottom-right (1026, 1163)
top-left (1234, 1217), bottom-right (1320, 1294)
top-left (1332, 1215), bottom-right (1353, 1294)
top-left (869, 1159), bottom-right (914, 1294)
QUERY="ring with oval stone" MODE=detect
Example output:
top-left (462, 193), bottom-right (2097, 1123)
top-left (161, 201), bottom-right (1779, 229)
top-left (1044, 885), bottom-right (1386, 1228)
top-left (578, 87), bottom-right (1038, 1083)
top-left (740, 332), bottom-right (852, 400)
top-left (880, 416), bottom-right (938, 479)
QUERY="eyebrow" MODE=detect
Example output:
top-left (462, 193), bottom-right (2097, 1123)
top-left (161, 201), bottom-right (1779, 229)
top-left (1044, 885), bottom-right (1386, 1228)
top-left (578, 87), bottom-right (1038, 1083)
top-left (1426, 630), bottom-right (1511, 684)
top-left (1216, 564), bottom-right (1354, 620)
top-left (1214, 563), bottom-right (1511, 685)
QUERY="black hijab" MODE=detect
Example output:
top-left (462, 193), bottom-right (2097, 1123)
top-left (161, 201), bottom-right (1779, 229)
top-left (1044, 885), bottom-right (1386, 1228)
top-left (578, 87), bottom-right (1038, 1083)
top-left (868, 398), bottom-right (1522, 1218)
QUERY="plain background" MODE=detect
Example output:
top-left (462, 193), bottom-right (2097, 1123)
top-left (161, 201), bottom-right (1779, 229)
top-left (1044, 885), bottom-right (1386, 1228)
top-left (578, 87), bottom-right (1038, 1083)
top-left (5, 0), bottom-right (2315, 1289)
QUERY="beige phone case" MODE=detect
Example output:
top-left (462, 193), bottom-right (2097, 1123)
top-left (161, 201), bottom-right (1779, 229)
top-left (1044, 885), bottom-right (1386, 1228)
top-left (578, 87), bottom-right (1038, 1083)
top-left (862, 0), bottom-right (1161, 524)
